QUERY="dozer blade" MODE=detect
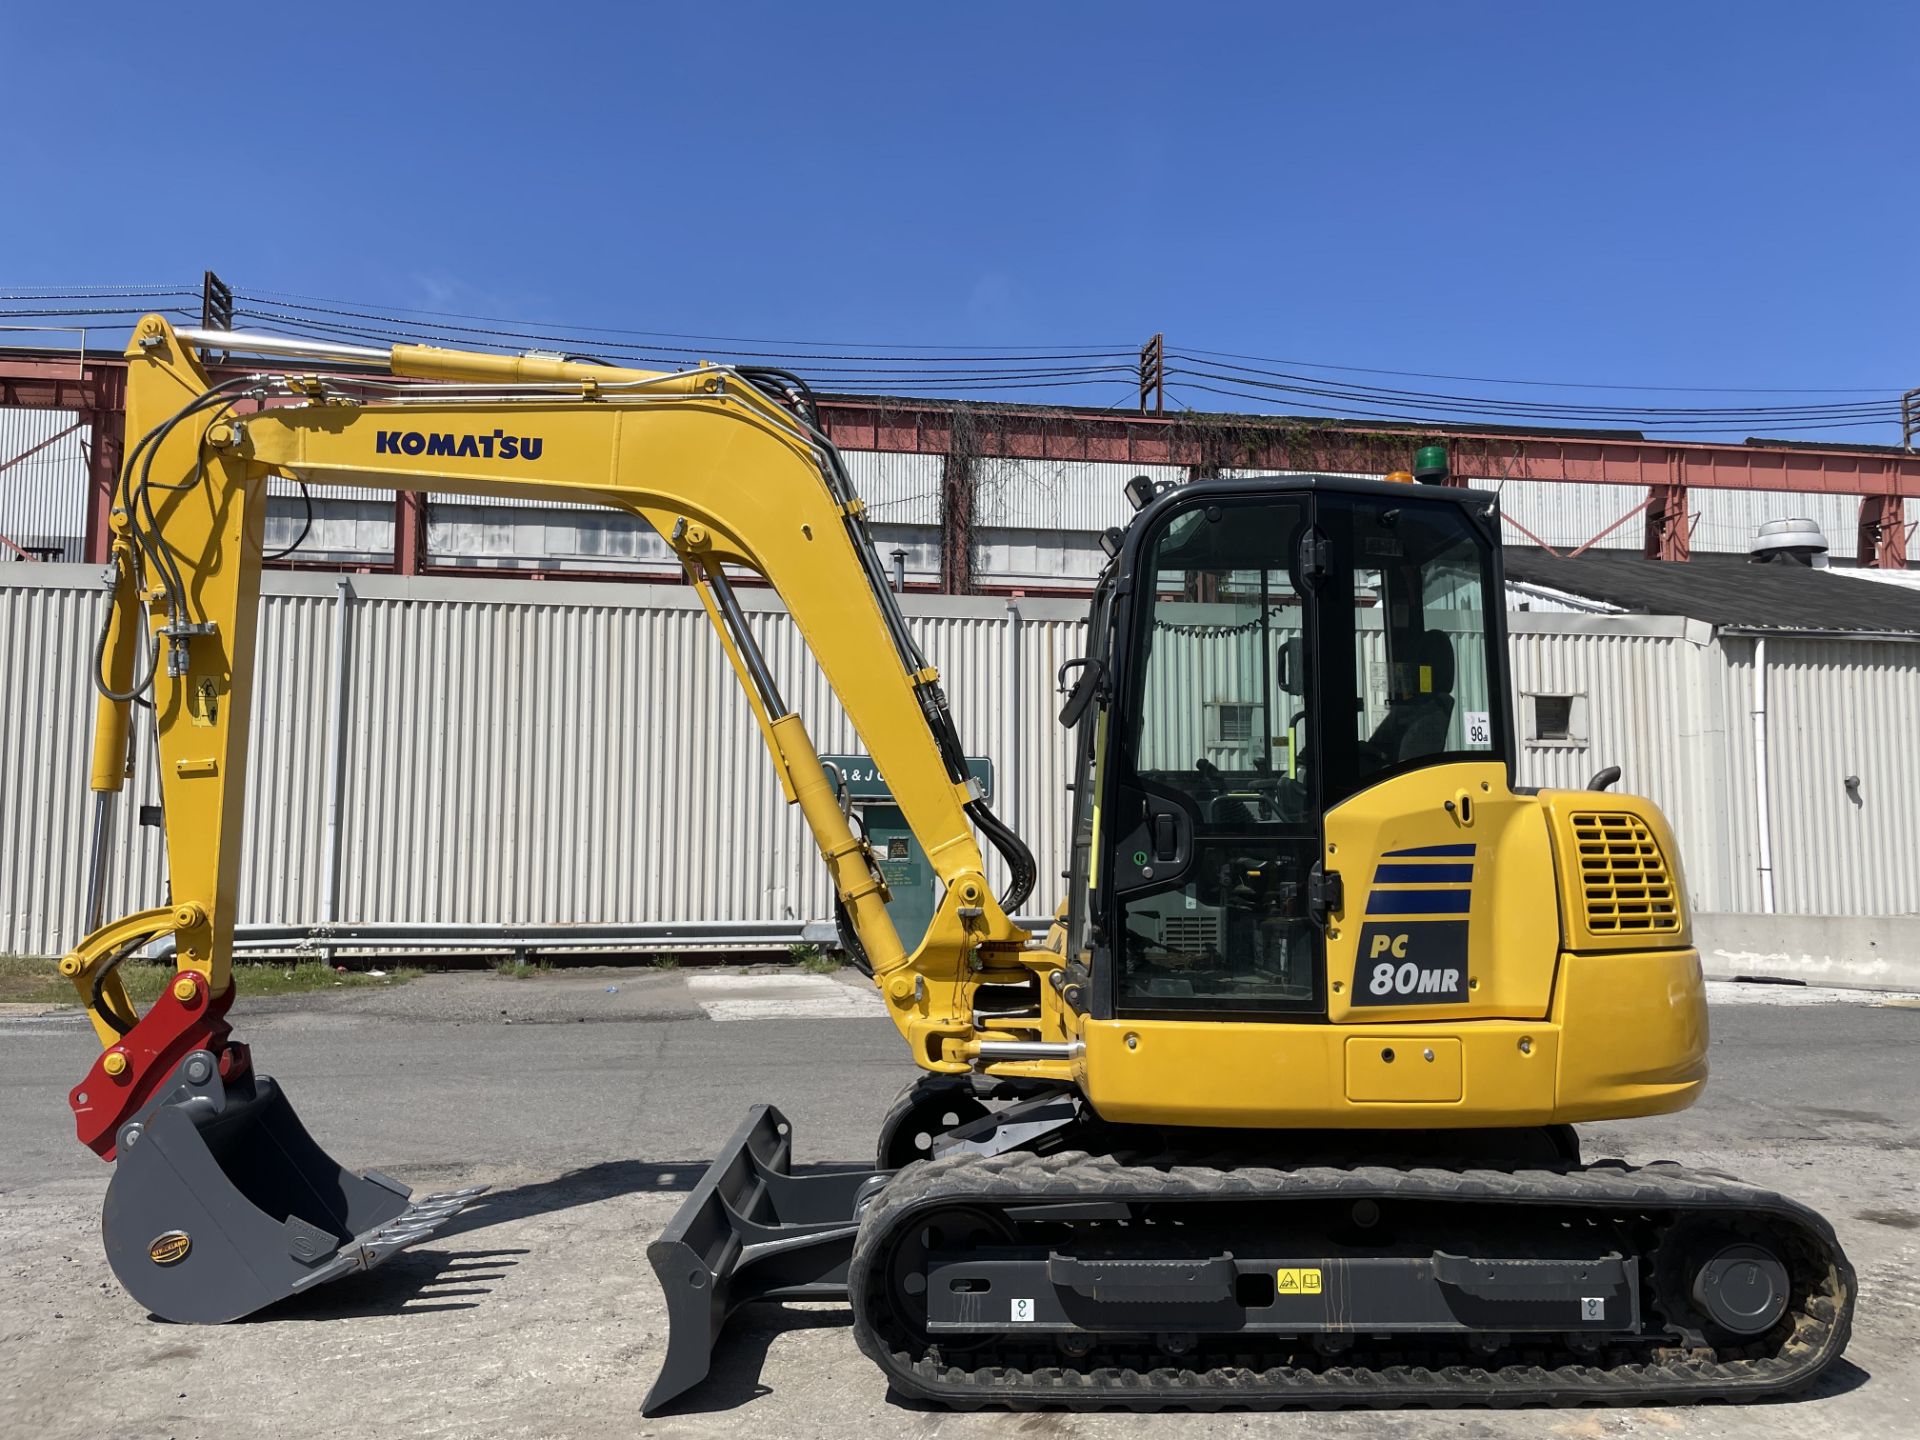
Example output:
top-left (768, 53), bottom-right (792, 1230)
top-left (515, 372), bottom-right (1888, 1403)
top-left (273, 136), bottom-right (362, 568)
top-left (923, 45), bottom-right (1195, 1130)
top-left (100, 1050), bottom-right (485, 1323)
top-left (643, 1104), bottom-right (887, 1415)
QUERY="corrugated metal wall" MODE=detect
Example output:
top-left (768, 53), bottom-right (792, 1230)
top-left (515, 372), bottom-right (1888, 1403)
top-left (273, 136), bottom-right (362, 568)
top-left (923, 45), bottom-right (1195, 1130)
top-left (1475, 477), bottom-right (1860, 559)
top-left (1509, 617), bottom-right (1733, 909)
top-left (0, 570), bottom-right (1089, 954)
top-left (1739, 636), bottom-right (1920, 915)
top-left (0, 408), bottom-right (91, 561)
top-left (0, 569), bottom-right (106, 948)
top-left (3, 566), bottom-right (1914, 957)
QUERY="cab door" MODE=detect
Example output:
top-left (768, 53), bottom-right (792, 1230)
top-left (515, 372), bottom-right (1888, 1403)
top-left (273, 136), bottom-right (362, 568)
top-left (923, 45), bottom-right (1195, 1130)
top-left (1087, 481), bottom-right (1555, 1027)
top-left (1098, 494), bottom-right (1325, 1021)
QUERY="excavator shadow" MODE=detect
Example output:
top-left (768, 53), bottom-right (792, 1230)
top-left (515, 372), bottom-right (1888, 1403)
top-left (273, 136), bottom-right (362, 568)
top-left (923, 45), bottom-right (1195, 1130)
top-left (1792, 1357), bottom-right (1870, 1401)
top-left (434, 1158), bottom-right (706, 1239)
top-left (216, 1160), bottom-right (702, 1322)
top-left (234, 1246), bottom-right (532, 1321)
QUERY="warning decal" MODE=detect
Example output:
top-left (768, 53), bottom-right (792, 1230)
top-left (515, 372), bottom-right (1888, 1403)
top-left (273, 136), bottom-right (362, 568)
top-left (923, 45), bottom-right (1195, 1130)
top-left (1276, 1267), bottom-right (1323, 1295)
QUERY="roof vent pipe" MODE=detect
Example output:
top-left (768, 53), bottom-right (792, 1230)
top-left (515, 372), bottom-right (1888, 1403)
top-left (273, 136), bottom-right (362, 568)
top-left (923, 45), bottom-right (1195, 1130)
top-left (1750, 517), bottom-right (1830, 568)
top-left (1751, 636), bottom-right (1775, 914)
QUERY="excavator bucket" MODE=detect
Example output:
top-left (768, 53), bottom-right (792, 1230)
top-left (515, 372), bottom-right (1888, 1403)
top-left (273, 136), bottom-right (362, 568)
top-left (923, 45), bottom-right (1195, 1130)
top-left (98, 1051), bottom-right (484, 1323)
top-left (643, 1105), bottom-right (885, 1415)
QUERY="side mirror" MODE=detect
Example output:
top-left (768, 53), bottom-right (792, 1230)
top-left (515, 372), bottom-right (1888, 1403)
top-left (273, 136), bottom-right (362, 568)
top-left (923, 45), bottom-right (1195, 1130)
top-left (1276, 635), bottom-right (1304, 696)
top-left (1057, 657), bottom-right (1107, 728)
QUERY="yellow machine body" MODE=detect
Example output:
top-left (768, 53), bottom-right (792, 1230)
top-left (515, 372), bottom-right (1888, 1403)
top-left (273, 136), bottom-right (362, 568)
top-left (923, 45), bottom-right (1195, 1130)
top-left (71, 317), bottom-right (1705, 1139)
top-left (1074, 764), bottom-right (1705, 1128)
top-left (73, 323), bottom-right (1858, 1421)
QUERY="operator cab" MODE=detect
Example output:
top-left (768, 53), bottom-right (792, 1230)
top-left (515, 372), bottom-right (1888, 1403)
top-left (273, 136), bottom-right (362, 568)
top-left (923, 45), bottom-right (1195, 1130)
top-left (1061, 474), bottom-right (1509, 1021)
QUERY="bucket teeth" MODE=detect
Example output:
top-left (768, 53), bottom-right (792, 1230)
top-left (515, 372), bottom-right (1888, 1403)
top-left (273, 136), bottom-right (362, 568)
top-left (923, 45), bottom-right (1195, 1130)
top-left (287, 1185), bottom-right (490, 1293)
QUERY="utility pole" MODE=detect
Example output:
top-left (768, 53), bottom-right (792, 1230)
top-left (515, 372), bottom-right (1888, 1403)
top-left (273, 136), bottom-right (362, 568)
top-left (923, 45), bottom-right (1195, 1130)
top-left (200, 271), bottom-right (233, 365)
top-left (1138, 333), bottom-right (1165, 416)
top-left (200, 271), bottom-right (233, 331)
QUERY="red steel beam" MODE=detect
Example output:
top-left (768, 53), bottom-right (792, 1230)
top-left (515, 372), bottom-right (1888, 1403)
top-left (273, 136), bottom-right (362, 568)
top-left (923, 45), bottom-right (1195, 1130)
top-left (1857, 494), bottom-right (1908, 569)
top-left (0, 351), bottom-right (126, 416)
top-left (1643, 484), bottom-right (1691, 563)
top-left (815, 397), bottom-right (1920, 499)
top-left (394, 492), bottom-right (427, 575)
top-left (16, 332), bottom-right (1911, 583)
top-left (82, 409), bottom-right (124, 564)
top-left (5, 346), bottom-right (1917, 518)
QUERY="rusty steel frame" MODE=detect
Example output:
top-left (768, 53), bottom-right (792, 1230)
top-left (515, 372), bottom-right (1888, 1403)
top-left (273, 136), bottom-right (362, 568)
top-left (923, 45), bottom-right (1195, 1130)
top-left (816, 396), bottom-right (1920, 498)
top-left (3, 345), bottom-right (1917, 577)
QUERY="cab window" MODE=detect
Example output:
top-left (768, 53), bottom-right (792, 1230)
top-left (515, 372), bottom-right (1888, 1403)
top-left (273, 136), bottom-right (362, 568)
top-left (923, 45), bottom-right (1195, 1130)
top-left (1324, 494), bottom-right (1502, 806)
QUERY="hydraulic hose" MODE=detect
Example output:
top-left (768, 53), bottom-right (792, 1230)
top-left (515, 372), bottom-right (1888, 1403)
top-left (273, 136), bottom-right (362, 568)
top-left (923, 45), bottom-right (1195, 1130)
top-left (740, 367), bottom-right (1038, 915)
top-left (93, 377), bottom-right (263, 702)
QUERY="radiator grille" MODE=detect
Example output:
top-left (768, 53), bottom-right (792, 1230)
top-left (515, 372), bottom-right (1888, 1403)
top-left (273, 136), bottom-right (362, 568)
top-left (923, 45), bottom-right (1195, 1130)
top-left (1572, 812), bottom-right (1680, 933)
top-left (1161, 915), bottom-right (1221, 953)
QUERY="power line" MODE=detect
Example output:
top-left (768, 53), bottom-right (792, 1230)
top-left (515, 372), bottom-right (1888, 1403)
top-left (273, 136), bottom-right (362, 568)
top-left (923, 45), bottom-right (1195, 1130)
top-left (0, 305), bottom-right (200, 320)
top-left (1164, 380), bottom-right (1902, 435)
top-left (1167, 355), bottom-right (1896, 421)
top-left (229, 297), bottom-right (1135, 368)
top-left (0, 286), bottom-right (1907, 440)
top-left (0, 286), bottom-right (200, 299)
top-left (221, 294), bottom-right (1900, 428)
top-left (226, 302), bottom-right (1141, 382)
top-left (1177, 344), bottom-right (1898, 396)
top-left (1163, 364), bottom-right (1897, 427)
top-left (232, 286), bottom-right (1128, 357)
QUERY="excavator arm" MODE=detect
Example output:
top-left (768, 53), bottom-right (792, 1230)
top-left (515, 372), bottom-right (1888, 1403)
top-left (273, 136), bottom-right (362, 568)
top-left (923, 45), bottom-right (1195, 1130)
top-left (64, 316), bottom-right (1064, 1320)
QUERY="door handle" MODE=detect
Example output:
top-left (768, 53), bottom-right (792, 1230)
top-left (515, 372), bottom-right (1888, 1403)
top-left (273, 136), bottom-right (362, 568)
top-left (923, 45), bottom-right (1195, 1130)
top-left (1307, 863), bottom-right (1343, 928)
top-left (1152, 811), bottom-right (1179, 861)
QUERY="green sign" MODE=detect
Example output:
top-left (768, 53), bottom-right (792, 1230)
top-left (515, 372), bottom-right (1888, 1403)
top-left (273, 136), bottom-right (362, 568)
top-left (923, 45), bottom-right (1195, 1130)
top-left (819, 754), bottom-right (994, 803)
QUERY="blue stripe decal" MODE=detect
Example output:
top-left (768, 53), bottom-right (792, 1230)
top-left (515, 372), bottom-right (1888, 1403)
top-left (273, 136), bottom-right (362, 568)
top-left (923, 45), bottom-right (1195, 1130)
top-left (1381, 843), bottom-right (1477, 858)
top-left (1373, 863), bottom-right (1474, 885)
top-left (1367, 888), bottom-right (1473, 915)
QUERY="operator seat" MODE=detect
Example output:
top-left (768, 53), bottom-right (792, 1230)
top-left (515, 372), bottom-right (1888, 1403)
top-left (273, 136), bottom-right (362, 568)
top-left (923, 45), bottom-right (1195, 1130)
top-left (1368, 630), bottom-right (1456, 764)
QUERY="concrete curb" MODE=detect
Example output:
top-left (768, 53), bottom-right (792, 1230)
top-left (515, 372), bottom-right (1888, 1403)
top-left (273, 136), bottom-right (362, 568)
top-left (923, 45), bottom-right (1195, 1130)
top-left (1694, 911), bottom-right (1920, 992)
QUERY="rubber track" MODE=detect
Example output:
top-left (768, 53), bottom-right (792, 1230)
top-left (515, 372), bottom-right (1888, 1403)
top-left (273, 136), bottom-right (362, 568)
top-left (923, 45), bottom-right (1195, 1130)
top-left (848, 1150), bottom-right (1854, 1409)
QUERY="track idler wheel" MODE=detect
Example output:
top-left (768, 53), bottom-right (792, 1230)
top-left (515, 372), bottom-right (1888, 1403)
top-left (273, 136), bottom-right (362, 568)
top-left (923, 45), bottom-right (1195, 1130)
top-left (874, 1203), bottom-right (1017, 1355)
top-left (1690, 1243), bottom-right (1791, 1338)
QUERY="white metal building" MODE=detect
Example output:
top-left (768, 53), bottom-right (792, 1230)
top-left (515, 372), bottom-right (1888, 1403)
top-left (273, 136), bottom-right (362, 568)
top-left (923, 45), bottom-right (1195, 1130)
top-left (0, 408), bottom-right (92, 562)
top-left (5, 405), bottom-right (1900, 590)
top-left (7, 389), bottom-right (1920, 959)
top-left (4, 559), bottom-right (1918, 960)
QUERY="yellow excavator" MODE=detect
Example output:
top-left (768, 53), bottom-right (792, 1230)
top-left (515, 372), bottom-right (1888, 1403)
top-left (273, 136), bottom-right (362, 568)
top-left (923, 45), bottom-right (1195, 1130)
top-left (66, 317), bottom-right (1851, 1411)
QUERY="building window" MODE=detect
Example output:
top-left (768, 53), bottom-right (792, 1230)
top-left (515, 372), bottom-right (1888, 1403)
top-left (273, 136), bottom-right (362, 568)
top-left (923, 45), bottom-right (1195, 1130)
top-left (1214, 702), bottom-right (1256, 745)
top-left (1525, 693), bottom-right (1587, 747)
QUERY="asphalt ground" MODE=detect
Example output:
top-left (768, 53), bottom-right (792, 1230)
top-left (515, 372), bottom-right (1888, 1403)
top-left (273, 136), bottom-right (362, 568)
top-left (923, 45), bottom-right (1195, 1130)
top-left (1, 966), bottom-right (1915, 1440)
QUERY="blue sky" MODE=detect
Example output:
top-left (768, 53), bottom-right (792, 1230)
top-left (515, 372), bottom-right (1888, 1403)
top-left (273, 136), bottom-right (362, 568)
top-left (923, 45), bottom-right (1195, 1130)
top-left (3, 4), bottom-right (1915, 437)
